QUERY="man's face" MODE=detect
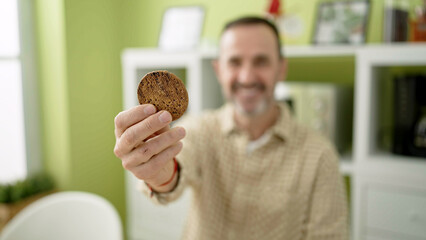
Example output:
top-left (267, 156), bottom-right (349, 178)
top-left (215, 24), bottom-right (286, 117)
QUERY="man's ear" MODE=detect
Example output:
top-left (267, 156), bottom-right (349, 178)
top-left (278, 59), bottom-right (288, 82)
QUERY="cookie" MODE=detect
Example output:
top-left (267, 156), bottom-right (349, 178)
top-left (137, 70), bottom-right (188, 121)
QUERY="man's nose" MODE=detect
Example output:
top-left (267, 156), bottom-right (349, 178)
top-left (237, 64), bottom-right (256, 84)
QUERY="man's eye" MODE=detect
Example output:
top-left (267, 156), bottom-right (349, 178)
top-left (228, 60), bottom-right (240, 67)
top-left (254, 58), bottom-right (269, 67)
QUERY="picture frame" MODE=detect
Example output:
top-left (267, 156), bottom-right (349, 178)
top-left (312, 0), bottom-right (370, 45)
top-left (158, 6), bottom-right (205, 51)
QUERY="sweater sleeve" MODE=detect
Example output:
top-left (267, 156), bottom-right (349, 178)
top-left (138, 114), bottom-right (204, 205)
top-left (305, 146), bottom-right (349, 240)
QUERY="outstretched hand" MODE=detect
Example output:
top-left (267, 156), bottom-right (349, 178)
top-left (114, 104), bottom-right (185, 192)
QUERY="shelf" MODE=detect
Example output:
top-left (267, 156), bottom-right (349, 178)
top-left (284, 44), bottom-right (424, 57)
top-left (125, 44), bottom-right (426, 62)
top-left (122, 43), bottom-right (426, 240)
top-left (201, 43), bottom-right (426, 59)
top-left (200, 45), bottom-right (358, 58)
top-left (284, 45), bottom-right (358, 57)
top-left (370, 151), bottom-right (426, 163)
top-left (351, 43), bottom-right (426, 240)
top-left (360, 152), bottom-right (426, 177)
top-left (354, 45), bottom-right (426, 167)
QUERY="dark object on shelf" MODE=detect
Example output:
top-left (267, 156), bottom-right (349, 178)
top-left (411, 2), bottom-right (426, 42)
top-left (384, 7), bottom-right (409, 42)
top-left (393, 74), bottom-right (426, 157)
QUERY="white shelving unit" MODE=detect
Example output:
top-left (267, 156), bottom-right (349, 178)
top-left (121, 44), bottom-right (426, 240)
top-left (352, 45), bottom-right (426, 240)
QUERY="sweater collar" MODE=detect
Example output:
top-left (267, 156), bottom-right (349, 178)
top-left (220, 101), bottom-right (294, 141)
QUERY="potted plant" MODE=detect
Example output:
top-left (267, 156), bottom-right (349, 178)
top-left (0, 173), bottom-right (55, 230)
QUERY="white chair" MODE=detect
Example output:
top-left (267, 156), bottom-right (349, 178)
top-left (0, 191), bottom-right (123, 240)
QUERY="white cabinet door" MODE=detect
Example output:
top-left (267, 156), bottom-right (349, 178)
top-left (126, 173), bottom-right (191, 240)
top-left (366, 185), bottom-right (426, 239)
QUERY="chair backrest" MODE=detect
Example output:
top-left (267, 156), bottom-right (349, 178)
top-left (0, 191), bottom-right (123, 240)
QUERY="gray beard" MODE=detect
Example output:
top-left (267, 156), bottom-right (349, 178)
top-left (234, 98), bottom-right (268, 118)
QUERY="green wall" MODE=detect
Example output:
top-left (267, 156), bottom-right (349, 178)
top-left (35, 0), bottom-right (71, 189)
top-left (33, 0), bottom-right (406, 238)
top-left (121, 0), bottom-right (388, 48)
top-left (34, 0), bottom-right (126, 232)
top-left (121, 0), bottom-right (265, 48)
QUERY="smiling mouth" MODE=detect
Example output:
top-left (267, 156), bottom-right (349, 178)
top-left (231, 82), bottom-right (266, 95)
top-left (238, 88), bottom-right (262, 98)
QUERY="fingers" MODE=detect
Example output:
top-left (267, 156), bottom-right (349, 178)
top-left (121, 126), bottom-right (186, 170)
top-left (145, 125), bottom-right (170, 141)
top-left (132, 141), bottom-right (184, 181)
top-left (114, 110), bottom-right (173, 157)
top-left (114, 103), bottom-right (186, 183)
top-left (114, 104), bottom-right (156, 138)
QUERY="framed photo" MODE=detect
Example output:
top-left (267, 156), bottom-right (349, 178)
top-left (158, 6), bottom-right (205, 51)
top-left (312, 0), bottom-right (370, 45)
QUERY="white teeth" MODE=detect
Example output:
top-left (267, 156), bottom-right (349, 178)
top-left (239, 88), bottom-right (259, 97)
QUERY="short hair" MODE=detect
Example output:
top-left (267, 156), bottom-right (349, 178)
top-left (221, 16), bottom-right (283, 59)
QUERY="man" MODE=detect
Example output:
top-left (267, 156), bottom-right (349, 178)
top-left (114, 16), bottom-right (348, 239)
